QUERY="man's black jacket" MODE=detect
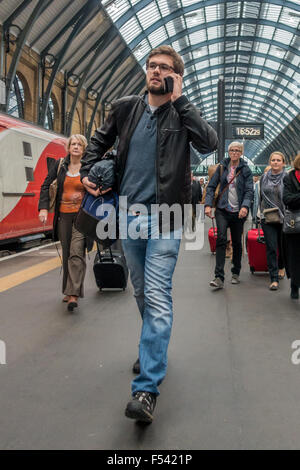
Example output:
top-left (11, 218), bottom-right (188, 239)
top-left (81, 93), bottom-right (218, 209)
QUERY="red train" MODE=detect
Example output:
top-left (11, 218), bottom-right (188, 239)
top-left (0, 112), bottom-right (67, 245)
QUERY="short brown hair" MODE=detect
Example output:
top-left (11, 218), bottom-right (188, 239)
top-left (269, 151), bottom-right (286, 164)
top-left (146, 45), bottom-right (184, 76)
top-left (293, 152), bottom-right (300, 170)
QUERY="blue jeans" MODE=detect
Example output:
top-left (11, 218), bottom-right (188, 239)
top-left (121, 213), bottom-right (181, 396)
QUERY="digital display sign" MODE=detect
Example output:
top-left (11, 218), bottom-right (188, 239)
top-left (232, 123), bottom-right (264, 140)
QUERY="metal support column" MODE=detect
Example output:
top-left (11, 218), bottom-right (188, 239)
top-left (217, 76), bottom-right (225, 163)
top-left (61, 72), bottom-right (68, 135)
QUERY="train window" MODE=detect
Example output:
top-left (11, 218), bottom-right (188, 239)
top-left (23, 141), bottom-right (32, 158)
top-left (25, 167), bottom-right (34, 181)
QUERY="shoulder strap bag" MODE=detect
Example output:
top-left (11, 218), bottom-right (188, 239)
top-left (49, 158), bottom-right (64, 213)
top-left (260, 177), bottom-right (283, 224)
top-left (213, 166), bottom-right (241, 208)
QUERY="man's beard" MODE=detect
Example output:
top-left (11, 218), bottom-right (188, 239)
top-left (147, 78), bottom-right (165, 95)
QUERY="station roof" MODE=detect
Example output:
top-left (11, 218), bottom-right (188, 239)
top-left (0, 0), bottom-right (145, 127)
top-left (102, 0), bottom-right (300, 161)
top-left (1, 1), bottom-right (299, 161)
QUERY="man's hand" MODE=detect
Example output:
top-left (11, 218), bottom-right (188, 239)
top-left (39, 209), bottom-right (48, 224)
top-left (170, 73), bottom-right (183, 102)
top-left (82, 177), bottom-right (100, 197)
top-left (82, 177), bottom-right (113, 197)
top-left (239, 207), bottom-right (248, 219)
top-left (205, 206), bottom-right (213, 218)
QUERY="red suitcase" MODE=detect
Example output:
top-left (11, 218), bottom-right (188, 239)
top-left (246, 226), bottom-right (268, 273)
top-left (208, 218), bottom-right (217, 253)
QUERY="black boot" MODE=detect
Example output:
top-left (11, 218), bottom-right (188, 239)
top-left (291, 283), bottom-right (299, 299)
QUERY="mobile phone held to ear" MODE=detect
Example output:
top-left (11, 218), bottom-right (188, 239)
top-left (164, 76), bottom-right (174, 94)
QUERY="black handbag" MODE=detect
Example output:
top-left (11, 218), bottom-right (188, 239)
top-left (283, 209), bottom-right (300, 234)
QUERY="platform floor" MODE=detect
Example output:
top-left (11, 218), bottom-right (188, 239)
top-left (0, 220), bottom-right (300, 450)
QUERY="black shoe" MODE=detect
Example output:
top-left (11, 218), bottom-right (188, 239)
top-left (291, 284), bottom-right (299, 299)
top-left (132, 358), bottom-right (140, 374)
top-left (125, 391), bottom-right (156, 423)
top-left (67, 301), bottom-right (78, 311)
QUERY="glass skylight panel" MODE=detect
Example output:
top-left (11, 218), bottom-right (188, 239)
top-left (248, 78), bottom-right (259, 85)
top-left (137, 3), bottom-right (160, 30)
top-left (226, 24), bottom-right (239, 36)
top-left (280, 7), bottom-right (299, 26)
top-left (105, 0), bottom-right (130, 22)
top-left (189, 30), bottom-right (207, 45)
top-left (181, 0), bottom-right (201, 7)
top-left (119, 17), bottom-right (142, 43)
top-left (148, 26), bottom-right (167, 48)
top-left (225, 54), bottom-right (236, 63)
top-left (258, 25), bottom-right (275, 40)
top-left (207, 26), bottom-right (219, 41)
top-left (226, 67), bottom-right (235, 74)
top-left (255, 42), bottom-right (270, 54)
top-left (265, 59), bottom-right (280, 71)
top-left (226, 1), bottom-right (241, 18)
top-left (165, 21), bottom-right (177, 37)
top-left (238, 55), bottom-right (250, 64)
top-left (239, 41), bottom-right (253, 51)
top-left (263, 3), bottom-right (281, 23)
top-left (195, 60), bottom-right (209, 71)
top-left (226, 42), bottom-right (238, 51)
top-left (208, 43), bottom-right (220, 55)
top-left (205, 5), bottom-right (220, 22)
top-left (186, 12), bottom-right (205, 29)
top-left (273, 29), bottom-right (293, 45)
top-left (251, 56), bottom-right (265, 66)
top-left (236, 66), bottom-right (248, 74)
top-left (240, 24), bottom-right (256, 36)
top-left (209, 57), bottom-right (220, 67)
top-left (157, 0), bottom-right (173, 17)
top-left (243, 1), bottom-right (260, 18)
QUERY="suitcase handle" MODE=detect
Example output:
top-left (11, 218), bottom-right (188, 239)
top-left (256, 220), bottom-right (265, 244)
top-left (96, 242), bottom-right (114, 262)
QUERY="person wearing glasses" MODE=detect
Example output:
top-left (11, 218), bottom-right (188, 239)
top-left (205, 142), bottom-right (253, 289)
top-left (80, 45), bottom-right (218, 423)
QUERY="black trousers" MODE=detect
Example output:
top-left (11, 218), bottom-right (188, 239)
top-left (215, 208), bottom-right (245, 281)
top-left (261, 221), bottom-right (284, 283)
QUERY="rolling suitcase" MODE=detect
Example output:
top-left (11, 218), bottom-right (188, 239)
top-left (208, 217), bottom-right (217, 253)
top-left (246, 224), bottom-right (268, 273)
top-left (93, 243), bottom-right (128, 290)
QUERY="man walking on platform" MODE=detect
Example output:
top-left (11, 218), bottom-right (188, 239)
top-left (80, 45), bottom-right (218, 423)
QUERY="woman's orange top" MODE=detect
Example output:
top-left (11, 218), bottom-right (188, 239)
top-left (59, 173), bottom-right (85, 213)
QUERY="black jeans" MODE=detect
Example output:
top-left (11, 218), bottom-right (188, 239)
top-left (215, 208), bottom-right (245, 281)
top-left (261, 221), bottom-right (284, 283)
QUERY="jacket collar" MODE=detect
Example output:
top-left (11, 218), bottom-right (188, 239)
top-left (62, 154), bottom-right (71, 169)
top-left (221, 157), bottom-right (247, 170)
top-left (142, 90), bottom-right (171, 114)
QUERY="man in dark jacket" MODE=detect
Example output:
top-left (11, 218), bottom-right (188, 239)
top-left (205, 142), bottom-right (253, 288)
top-left (81, 45), bottom-right (218, 423)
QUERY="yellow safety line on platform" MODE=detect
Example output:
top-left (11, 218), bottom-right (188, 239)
top-left (0, 257), bottom-right (61, 293)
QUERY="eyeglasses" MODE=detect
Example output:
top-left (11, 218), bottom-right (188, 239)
top-left (146, 62), bottom-right (175, 73)
top-left (229, 149), bottom-right (242, 153)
